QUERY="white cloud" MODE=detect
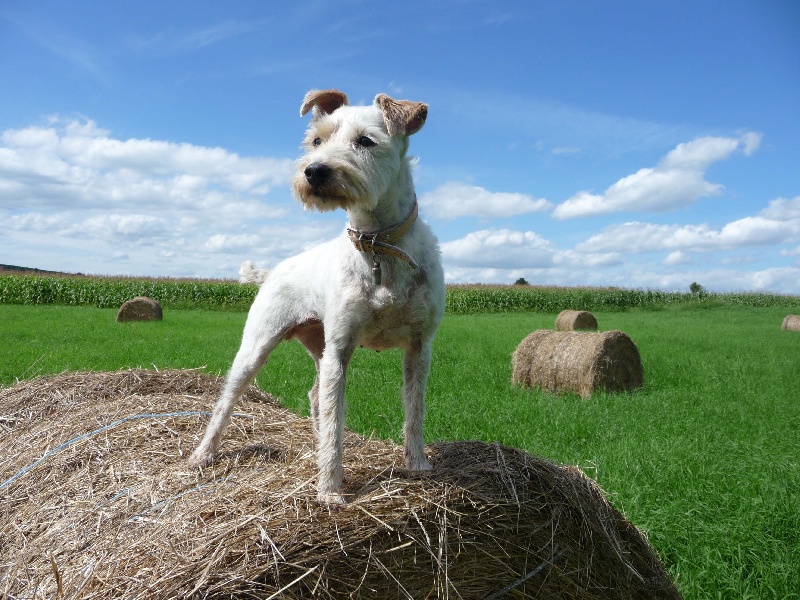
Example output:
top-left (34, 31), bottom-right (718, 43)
top-left (553, 250), bottom-right (625, 268)
top-left (441, 228), bottom-right (555, 268)
top-left (663, 250), bottom-right (692, 266)
top-left (0, 117), bottom-right (308, 277)
top-left (205, 233), bottom-right (262, 253)
top-left (740, 131), bottom-right (763, 156)
top-left (577, 196), bottom-right (800, 255)
top-left (615, 266), bottom-right (800, 295)
top-left (759, 196), bottom-right (800, 220)
top-left (0, 117), bottom-right (295, 211)
top-left (8, 212), bottom-right (67, 232)
top-left (442, 258), bottom-right (800, 295)
top-left (420, 182), bottom-right (552, 220)
top-left (553, 133), bottom-right (760, 219)
top-left (82, 214), bottom-right (171, 242)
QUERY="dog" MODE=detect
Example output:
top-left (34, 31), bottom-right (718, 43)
top-left (188, 89), bottom-right (445, 505)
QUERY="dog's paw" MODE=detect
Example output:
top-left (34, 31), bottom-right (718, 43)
top-left (186, 449), bottom-right (214, 469)
top-left (317, 491), bottom-right (347, 506)
top-left (406, 456), bottom-right (433, 472)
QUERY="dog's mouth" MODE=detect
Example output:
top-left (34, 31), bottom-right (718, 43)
top-left (307, 188), bottom-right (348, 205)
top-left (296, 186), bottom-right (350, 212)
top-left (309, 187), bottom-right (342, 202)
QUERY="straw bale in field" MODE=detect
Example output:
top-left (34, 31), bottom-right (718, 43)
top-left (781, 314), bottom-right (800, 332)
top-left (116, 295), bottom-right (162, 322)
top-left (555, 309), bottom-right (598, 331)
top-left (513, 330), bottom-right (643, 398)
top-left (0, 369), bottom-right (677, 599)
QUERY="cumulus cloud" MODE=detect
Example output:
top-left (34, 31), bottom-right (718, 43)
top-left (442, 255), bottom-right (800, 294)
top-left (553, 250), bottom-right (625, 268)
top-left (420, 182), bottom-right (552, 220)
top-left (437, 193), bottom-right (800, 293)
top-left (0, 118), bottom-right (294, 211)
top-left (577, 196), bottom-right (800, 255)
top-left (553, 133), bottom-right (761, 219)
top-left (611, 266), bottom-right (800, 295)
top-left (205, 233), bottom-right (262, 253)
top-left (759, 196), bottom-right (800, 220)
top-left (663, 251), bottom-right (692, 266)
top-left (0, 117), bottom-right (308, 276)
top-left (441, 228), bottom-right (555, 268)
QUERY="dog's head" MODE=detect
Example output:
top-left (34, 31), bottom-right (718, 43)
top-left (292, 89), bottom-right (427, 213)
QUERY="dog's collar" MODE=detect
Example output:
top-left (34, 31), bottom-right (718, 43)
top-left (347, 200), bottom-right (419, 271)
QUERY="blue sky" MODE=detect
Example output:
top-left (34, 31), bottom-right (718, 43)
top-left (1, 1), bottom-right (799, 293)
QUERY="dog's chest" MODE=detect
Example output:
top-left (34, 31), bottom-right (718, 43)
top-left (358, 286), bottom-right (423, 350)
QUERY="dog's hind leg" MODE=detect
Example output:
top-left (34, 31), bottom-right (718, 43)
top-left (292, 320), bottom-right (325, 439)
top-left (187, 302), bottom-right (291, 468)
top-left (402, 336), bottom-right (434, 471)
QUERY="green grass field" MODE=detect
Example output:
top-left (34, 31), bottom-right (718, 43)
top-left (1, 301), bottom-right (799, 598)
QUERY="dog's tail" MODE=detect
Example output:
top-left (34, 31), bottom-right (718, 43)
top-left (239, 260), bottom-right (270, 285)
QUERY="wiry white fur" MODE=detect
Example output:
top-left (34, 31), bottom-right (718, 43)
top-left (238, 260), bottom-right (269, 285)
top-left (188, 90), bottom-right (445, 504)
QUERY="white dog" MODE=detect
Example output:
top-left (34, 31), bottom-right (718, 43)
top-left (188, 89), bottom-right (445, 505)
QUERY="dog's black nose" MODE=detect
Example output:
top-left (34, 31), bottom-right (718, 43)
top-left (305, 162), bottom-right (332, 187)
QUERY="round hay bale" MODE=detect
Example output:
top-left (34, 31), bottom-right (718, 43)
top-left (781, 314), bottom-right (800, 332)
top-left (116, 296), bottom-right (163, 322)
top-left (512, 330), bottom-right (643, 398)
top-left (0, 369), bottom-right (677, 599)
top-left (555, 309), bottom-right (598, 331)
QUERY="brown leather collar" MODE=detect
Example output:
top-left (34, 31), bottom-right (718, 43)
top-left (347, 200), bottom-right (418, 269)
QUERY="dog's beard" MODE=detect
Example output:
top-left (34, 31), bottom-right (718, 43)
top-left (291, 168), bottom-right (373, 213)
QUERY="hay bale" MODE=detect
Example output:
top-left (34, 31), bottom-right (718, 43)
top-left (513, 330), bottom-right (643, 398)
top-left (781, 314), bottom-right (800, 332)
top-left (116, 296), bottom-right (162, 322)
top-left (0, 369), bottom-right (678, 599)
top-left (555, 309), bottom-right (598, 331)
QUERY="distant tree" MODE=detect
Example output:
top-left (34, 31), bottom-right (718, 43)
top-left (514, 277), bottom-right (530, 286)
top-left (689, 282), bottom-right (705, 296)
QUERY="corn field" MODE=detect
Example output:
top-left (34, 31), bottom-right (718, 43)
top-left (0, 274), bottom-right (257, 311)
top-left (1, 275), bottom-right (798, 313)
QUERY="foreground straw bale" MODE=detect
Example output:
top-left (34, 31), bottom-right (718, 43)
top-left (513, 330), bottom-right (644, 398)
top-left (555, 310), bottom-right (598, 331)
top-left (782, 314), bottom-right (800, 331)
top-left (1, 369), bottom-right (677, 599)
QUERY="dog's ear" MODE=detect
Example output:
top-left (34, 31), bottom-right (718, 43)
top-left (300, 89), bottom-right (349, 118)
top-left (375, 94), bottom-right (428, 137)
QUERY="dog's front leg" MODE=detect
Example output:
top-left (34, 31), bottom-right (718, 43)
top-left (315, 339), bottom-right (356, 504)
top-left (402, 337), bottom-right (434, 472)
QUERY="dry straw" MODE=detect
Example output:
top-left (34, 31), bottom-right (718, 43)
top-left (513, 330), bottom-right (644, 398)
top-left (1, 369), bottom-right (676, 599)
top-left (781, 314), bottom-right (800, 332)
top-left (555, 310), bottom-right (598, 331)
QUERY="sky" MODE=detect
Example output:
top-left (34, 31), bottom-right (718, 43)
top-left (1, 1), bottom-right (799, 294)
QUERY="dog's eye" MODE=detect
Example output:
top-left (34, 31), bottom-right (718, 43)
top-left (356, 135), bottom-right (376, 148)
top-left (312, 137), bottom-right (323, 147)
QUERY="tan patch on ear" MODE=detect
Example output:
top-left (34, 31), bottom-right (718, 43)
top-left (300, 89), bottom-right (350, 118)
top-left (374, 94), bottom-right (428, 136)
